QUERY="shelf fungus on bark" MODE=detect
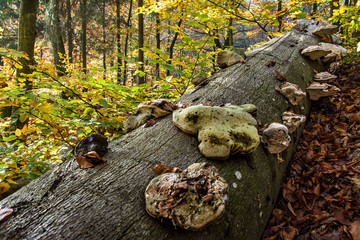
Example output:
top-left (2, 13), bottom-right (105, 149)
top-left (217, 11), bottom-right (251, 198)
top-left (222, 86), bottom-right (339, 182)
top-left (125, 99), bottom-right (178, 132)
top-left (172, 104), bottom-right (260, 160)
top-left (275, 82), bottom-right (306, 105)
top-left (282, 112), bottom-right (306, 133)
top-left (215, 51), bottom-right (245, 69)
top-left (261, 123), bottom-right (291, 155)
top-left (314, 71), bottom-right (337, 82)
top-left (74, 133), bottom-right (108, 169)
top-left (301, 46), bottom-right (332, 60)
top-left (306, 82), bottom-right (341, 100)
top-left (145, 163), bottom-right (228, 231)
top-left (312, 24), bottom-right (339, 38)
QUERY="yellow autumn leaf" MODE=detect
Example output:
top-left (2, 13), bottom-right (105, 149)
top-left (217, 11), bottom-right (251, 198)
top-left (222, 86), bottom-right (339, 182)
top-left (15, 129), bottom-right (22, 136)
top-left (19, 114), bottom-right (28, 123)
top-left (6, 179), bottom-right (17, 184)
top-left (38, 103), bottom-right (51, 113)
top-left (21, 124), bottom-right (28, 134)
top-left (0, 182), bottom-right (10, 194)
top-left (352, 178), bottom-right (360, 185)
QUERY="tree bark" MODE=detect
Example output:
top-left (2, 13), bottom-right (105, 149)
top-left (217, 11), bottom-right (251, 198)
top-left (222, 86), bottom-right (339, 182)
top-left (0, 20), bottom-right (326, 240)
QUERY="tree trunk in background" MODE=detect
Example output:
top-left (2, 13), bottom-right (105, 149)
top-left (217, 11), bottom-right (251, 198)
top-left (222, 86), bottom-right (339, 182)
top-left (46, 0), bottom-right (66, 75)
top-left (224, 18), bottom-right (233, 49)
top-left (166, 19), bottom-right (182, 76)
top-left (66, 0), bottom-right (73, 63)
top-left (102, 0), bottom-right (106, 80)
top-left (0, 20), bottom-right (327, 239)
top-left (277, 0), bottom-right (282, 32)
top-left (10, 0), bottom-right (38, 131)
top-left (123, 0), bottom-right (133, 84)
top-left (137, 0), bottom-right (145, 84)
top-left (330, 0), bottom-right (339, 17)
top-left (116, 0), bottom-right (122, 84)
top-left (311, 2), bottom-right (318, 18)
top-left (155, 13), bottom-right (161, 79)
top-left (81, 0), bottom-right (87, 74)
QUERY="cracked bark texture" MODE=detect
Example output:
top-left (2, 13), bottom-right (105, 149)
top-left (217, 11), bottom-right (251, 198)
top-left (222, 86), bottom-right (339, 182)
top-left (0, 20), bottom-right (325, 240)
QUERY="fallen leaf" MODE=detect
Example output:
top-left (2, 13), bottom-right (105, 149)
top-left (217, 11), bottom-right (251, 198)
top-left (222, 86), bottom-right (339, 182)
top-left (281, 226), bottom-right (298, 240)
top-left (275, 69), bottom-right (287, 81)
top-left (84, 151), bottom-right (106, 163)
top-left (350, 220), bottom-right (360, 240)
top-left (76, 154), bottom-right (94, 169)
top-left (0, 208), bottom-right (13, 221)
top-left (0, 182), bottom-right (10, 194)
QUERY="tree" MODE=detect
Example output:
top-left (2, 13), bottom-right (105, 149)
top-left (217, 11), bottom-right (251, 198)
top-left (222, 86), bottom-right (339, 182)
top-left (0, 20), bottom-right (326, 239)
top-left (66, 0), bottom-right (73, 63)
top-left (10, 0), bottom-right (38, 131)
top-left (45, 0), bottom-right (66, 75)
top-left (137, 0), bottom-right (145, 84)
top-left (81, 0), bottom-right (87, 74)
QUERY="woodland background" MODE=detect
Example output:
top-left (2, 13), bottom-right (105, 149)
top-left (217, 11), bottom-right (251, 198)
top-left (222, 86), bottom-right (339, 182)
top-left (0, 0), bottom-right (359, 202)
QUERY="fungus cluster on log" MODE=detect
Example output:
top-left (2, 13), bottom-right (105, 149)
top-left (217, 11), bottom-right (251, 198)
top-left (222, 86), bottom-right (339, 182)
top-left (145, 163), bottom-right (228, 231)
top-left (125, 99), bottom-right (178, 132)
top-left (215, 50), bottom-right (245, 69)
top-left (275, 82), bottom-right (306, 105)
top-left (172, 104), bottom-right (260, 160)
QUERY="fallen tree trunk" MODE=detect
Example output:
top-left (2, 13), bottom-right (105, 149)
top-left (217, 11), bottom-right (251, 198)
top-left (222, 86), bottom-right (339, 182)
top-left (0, 20), bottom-right (326, 240)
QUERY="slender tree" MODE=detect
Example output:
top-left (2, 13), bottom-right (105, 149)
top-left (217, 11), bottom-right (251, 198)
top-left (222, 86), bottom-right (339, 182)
top-left (116, 0), bottom-right (122, 84)
top-left (66, 0), bottom-right (73, 63)
top-left (102, 0), bottom-right (106, 79)
top-left (81, 0), bottom-right (87, 74)
top-left (166, 19), bottom-right (182, 76)
top-left (137, 0), bottom-right (145, 84)
top-left (155, 13), bottom-right (161, 79)
top-left (46, 0), bottom-right (66, 75)
top-left (123, 0), bottom-right (133, 84)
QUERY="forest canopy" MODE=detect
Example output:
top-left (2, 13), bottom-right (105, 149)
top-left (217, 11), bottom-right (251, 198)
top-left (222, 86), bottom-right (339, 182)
top-left (0, 0), bottom-right (359, 196)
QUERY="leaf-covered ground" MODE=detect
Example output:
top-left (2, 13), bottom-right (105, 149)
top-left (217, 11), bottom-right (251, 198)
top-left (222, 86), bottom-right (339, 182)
top-left (263, 61), bottom-right (360, 240)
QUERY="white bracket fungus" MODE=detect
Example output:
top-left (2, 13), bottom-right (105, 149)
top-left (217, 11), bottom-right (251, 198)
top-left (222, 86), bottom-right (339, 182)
top-left (282, 112), bottom-right (306, 133)
top-left (312, 24), bottom-right (339, 38)
top-left (275, 82), bottom-right (306, 105)
top-left (125, 99), bottom-right (178, 132)
top-left (301, 46), bottom-right (332, 60)
top-left (314, 72), bottom-right (337, 82)
top-left (261, 123), bottom-right (291, 154)
top-left (306, 82), bottom-right (341, 100)
top-left (145, 163), bottom-right (228, 231)
top-left (172, 104), bottom-right (260, 160)
top-left (216, 51), bottom-right (245, 69)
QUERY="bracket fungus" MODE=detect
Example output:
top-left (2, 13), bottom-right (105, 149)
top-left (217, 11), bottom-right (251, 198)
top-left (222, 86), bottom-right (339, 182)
top-left (215, 51), bottom-right (245, 69)
top-left (145, 163), bottom-right (228, 231)
top-left (261, 123), bottom-right (291, 154)
top-left (125, 99), bottom-right (178, 132)
top-left (282, 112), bottom-right (306, 133)
top-left (301, 46), bottom-right (332, 60)
top-left (314, 71), bottom-right (337, 82)
top-left (172, 104), bottom-right (260, 160)
top-left (306, 82), bottom-right (341, 100)
top-left (275, 82), bottom-right (306, 105)
top-left (74, 133), bottom-right (108, 169)
top-left (312, 24), bottom-right (339, 38)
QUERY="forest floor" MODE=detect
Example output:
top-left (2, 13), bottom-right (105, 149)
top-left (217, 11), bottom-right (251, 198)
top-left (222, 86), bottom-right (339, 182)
top-left (263, 60), bottom-right (360, 240)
